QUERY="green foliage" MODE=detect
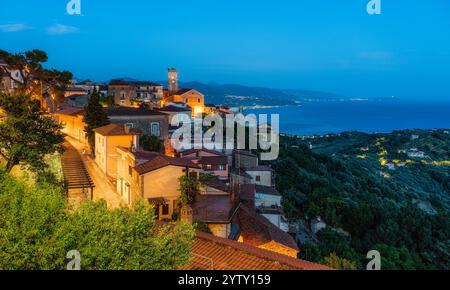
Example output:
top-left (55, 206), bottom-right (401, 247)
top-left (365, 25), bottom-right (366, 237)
top-left (140, 134), bottom-right (163, 153)
top-left (272, 133), bottom-right (450, 270)
top-left (100, 94), bottom-right (115, 107)
top-left (178, 175), bottom-right (200, 206)
top-left (0, 49), bottom-right (72, 105)
top-left (0, 94), bottom-right (65, 174)
top-left (322, 253), bottom-right (357, 270)
top-left (0, 172), bottom-right (195, 270)
top-left (84, 89), bottom-right (110, 153)
top-left (193, 221), bottom-right (212, 234)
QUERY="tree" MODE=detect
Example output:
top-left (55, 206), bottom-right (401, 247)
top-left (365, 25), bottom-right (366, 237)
top-left (0, 172), bottom-right (195, 270)
top-left (0, 94), bottom-right (65, 173)
top-left (84, 89), bottom-right (110, 154)
top-left (0, 49), bottom-right (72, 107)
top-left (140, 134), bottom-right (163, 152)
top-left (178, 175), bottom-right (200, 206)
top-left (100, 94), bottom-right (115, 107)
top-left (322, 253), bottom-right (357, 270)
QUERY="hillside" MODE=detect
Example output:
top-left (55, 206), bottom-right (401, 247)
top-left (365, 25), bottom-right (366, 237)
top-left (157, 81), bottom-right (346, 107)
top-left (269, 129), bottom-right (450, 269)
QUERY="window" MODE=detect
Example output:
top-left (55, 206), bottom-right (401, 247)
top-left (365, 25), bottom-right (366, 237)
top-left (128, 166), bottom-right (133, 176)
top-left (151, 122), bottom-right (160, 137)
top-left (255, 175), bottom-right (261, 182)
top-left (162, 204), bottom-right (169, 215)
top-left (120, 91), bottom-right (126, 99)
top-left (189, 171), bottom-right (198, 179)
top-left (198, 98), bottom-right (201, 103)
top-left (218, 165), bottom-right (225, 171)
top-left (125, 123), bottom-right (134, 128)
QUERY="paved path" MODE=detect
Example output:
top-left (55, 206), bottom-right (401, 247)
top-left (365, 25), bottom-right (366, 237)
top-left (66, 137), bottom-right (126, 209)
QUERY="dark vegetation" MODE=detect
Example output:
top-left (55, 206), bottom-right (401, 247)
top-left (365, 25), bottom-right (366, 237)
top-left (270, 130), bottom-right (450, 269)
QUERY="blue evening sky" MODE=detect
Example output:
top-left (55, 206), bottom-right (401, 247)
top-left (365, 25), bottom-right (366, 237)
top-left (1, 0), bottom-right (450, 100)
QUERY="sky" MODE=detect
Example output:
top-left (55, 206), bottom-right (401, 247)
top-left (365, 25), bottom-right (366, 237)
top-left (1, 0), bottom-right (450, 100)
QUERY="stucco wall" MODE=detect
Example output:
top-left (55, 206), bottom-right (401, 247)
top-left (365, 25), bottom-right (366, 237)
top-left (105, 135), bottom-right (135, 178)
top-left (208, 223), bottom-right (231, 239)
top-left (56, 114), bottom-right (87, 145)
top-left (247, 170), bottom-right (272, 187)
top-left (109, 115), bottom-right (168, 141)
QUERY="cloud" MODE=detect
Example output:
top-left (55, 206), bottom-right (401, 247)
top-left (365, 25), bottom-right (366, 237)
top-left (46, 24), bottom-right (79, 35)
top-left (0, 23), bottom-right (33, 32)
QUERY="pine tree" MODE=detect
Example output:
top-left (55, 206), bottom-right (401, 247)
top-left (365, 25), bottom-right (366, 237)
top-left (84, 89), bottom-right (110, 155)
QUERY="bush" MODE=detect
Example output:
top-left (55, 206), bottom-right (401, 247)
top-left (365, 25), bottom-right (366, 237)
top-left (0, 171), bottom-right (194, 270)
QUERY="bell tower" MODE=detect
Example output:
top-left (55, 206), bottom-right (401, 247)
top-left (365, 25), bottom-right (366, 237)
top-left (168, 68), bottom-right (178, 96)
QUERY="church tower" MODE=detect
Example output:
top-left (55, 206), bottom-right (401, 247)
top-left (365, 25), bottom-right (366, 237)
top-left (168, 68), bottom-right (178, 96)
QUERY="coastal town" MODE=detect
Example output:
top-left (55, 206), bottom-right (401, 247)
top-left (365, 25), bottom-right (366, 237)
top-left (0, 53), bottom-right (329, 270)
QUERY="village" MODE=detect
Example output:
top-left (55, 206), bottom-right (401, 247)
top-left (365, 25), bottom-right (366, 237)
top-left (1, 56), bottom-right (331, 269)
top-left (54, 68), bottom-right (300, 257)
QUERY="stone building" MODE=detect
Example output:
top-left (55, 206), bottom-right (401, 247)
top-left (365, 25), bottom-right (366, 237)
top-left (108, 79), bottom-right (164, 108)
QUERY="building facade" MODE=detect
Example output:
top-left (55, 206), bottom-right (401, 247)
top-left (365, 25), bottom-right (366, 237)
top-left (115, 147), bottom-right (200, 218)
top-left (93, 123), bottom-right (140, 179)
top-left (108, 79), bottom-right (164, 108)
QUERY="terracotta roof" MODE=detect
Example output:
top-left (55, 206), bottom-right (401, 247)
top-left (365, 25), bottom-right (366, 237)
top-left (255, 185), bottom-right (281, 196)
top-left (65, 87), bottom-right (87, 92)
top-left (93, 123), bottom-right (140, 136)
top-left (192, 194), bottom-right (236, 223)
top-left (109, 79), bottom-right (162, 87)
top-left (157, 105), bottom-right (192, 113)
top-left (181, 148), bottom-right (225, 157)
top-left (174, 88), bottom-right (195, 95)
top-left (199, 156), bottom-right (228, 166)
top-left (202, 180), bottom-right (231, 193)
top-left (246, 165), bottom-right (273, 172)
top-left (104, 107), bottom-right (166, 117)
top-left (120, 148), bottom-right (200, 175)
top-left (237, 205), bottom-right (299, 252)
top-left (188, 230), bottom-right (332, 270)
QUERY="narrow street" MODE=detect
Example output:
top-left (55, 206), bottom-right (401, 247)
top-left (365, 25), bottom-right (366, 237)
top-left (65, 137), bottom-right (126, 209)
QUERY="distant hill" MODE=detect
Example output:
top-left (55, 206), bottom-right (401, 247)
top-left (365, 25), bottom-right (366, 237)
top-left (157, 81), bottom-right (347, 107)
top-left (83, 78), bottom-right (348, 107)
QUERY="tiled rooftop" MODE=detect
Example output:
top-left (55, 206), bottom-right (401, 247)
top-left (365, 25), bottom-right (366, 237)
top-left (93, 123), bottom-right (140, 136)
top-left (187, 230), bottom-right (332, 270)
top-left (192, 194), bottom-right (236, 223)
top-left (237, 205), bottom-right (299, 251)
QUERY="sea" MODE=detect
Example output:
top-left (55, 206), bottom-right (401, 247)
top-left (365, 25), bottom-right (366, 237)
top-left (244, 100), bottom-right (450, 136)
